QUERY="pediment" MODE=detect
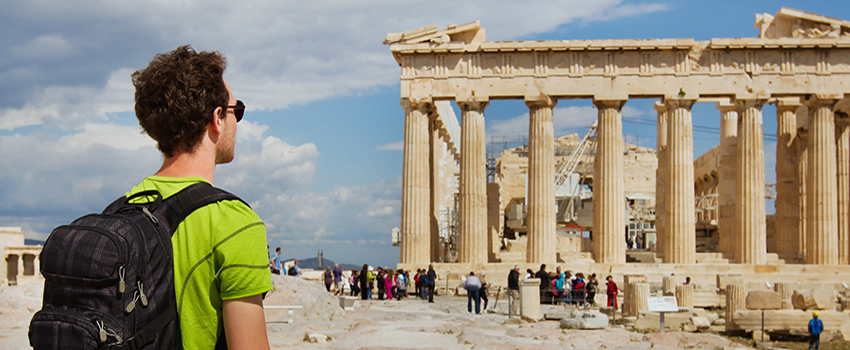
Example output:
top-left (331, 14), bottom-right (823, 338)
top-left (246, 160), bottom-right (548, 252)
top-left (756, 7), bottom-right (850, 39)
top-left (383, 21), bottom-right (484, 46)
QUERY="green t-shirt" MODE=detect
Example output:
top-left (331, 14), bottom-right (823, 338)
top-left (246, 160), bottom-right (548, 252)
top-left (128, 176), bottom-right (272, 350)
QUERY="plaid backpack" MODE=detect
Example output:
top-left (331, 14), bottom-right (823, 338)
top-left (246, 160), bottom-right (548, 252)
top-left (29, 183), bottom-right (244, 349)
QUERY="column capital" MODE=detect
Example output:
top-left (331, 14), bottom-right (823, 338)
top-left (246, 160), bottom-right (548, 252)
top-left (735, 99), bottom-right (767, 111)
top-left (653, 101), bottom-right (668, 114)
top-left (400, 97), bottom-right (432, 112)
top-left (804, 95), bottom-right (838, 109)
top-left (663, 98), bottom-right (696, 110)
top-left (525, 95), bottom-right (558, 109)
top-left (775, 97), bottom-right (804, 113)
top-left (593, 99), bottom-right (627, 111)
top-left (455, 100), bottom-right (489, 113)
top-left (716, 102), bottom-right (737, 114)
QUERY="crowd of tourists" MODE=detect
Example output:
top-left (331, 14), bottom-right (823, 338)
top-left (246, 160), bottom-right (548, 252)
top-left (343, 264), bottom-right (439, 302)
top-left (506, 264), bottom-right (621, 314)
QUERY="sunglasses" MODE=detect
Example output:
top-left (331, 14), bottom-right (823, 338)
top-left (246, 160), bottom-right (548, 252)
top-left (224, 100), bottom-right (245, 122)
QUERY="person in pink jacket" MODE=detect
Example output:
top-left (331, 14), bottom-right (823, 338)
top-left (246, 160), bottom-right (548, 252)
top-left (385, 269), bottom-right (395, 300)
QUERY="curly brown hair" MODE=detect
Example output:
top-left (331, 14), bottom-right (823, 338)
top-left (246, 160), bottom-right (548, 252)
top-left (132, 45), bottom-right (229, 157)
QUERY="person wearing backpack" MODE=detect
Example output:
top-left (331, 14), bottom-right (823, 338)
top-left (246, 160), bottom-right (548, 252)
top-left (809, 311), bottom-right (823, 350)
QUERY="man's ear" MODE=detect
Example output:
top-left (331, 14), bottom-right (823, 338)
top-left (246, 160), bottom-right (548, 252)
top-left (210, 106), bottom-right (225, 134)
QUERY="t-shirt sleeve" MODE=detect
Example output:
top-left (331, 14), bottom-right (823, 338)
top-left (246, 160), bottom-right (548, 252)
top-left (212, 200), bottom-right (273, 301)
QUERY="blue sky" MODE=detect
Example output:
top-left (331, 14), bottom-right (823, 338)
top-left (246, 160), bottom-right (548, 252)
top-left (1, 1), bottom-right (847, 268)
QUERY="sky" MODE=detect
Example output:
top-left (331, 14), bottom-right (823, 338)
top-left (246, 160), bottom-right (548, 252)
top-left (1, 0), bottom-right (848, 268)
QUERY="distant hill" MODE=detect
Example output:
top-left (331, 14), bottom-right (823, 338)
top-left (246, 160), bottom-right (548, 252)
top-left (286, 257), bottom-right (359, 271)
top-left (25, 239), bottom-right (44, 246)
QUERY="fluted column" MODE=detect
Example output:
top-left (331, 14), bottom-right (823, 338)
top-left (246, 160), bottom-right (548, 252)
top-left (457, 100), bottom-right (489, 264)
top-left (734, 100), bottom-right (767, 264)
top-left (717, 103), bottom-right (738, 257)
top-left (664, 99), bottom-right (697, 264)
top-left (676, 285), bottom-right (694, 308)
top-left (725, 284), bottom-right (747, 331)
top-left (775, 99), bottom-right (801, 261)
top-left (429, 119), bottom-right (442, 262)
top-left (593, 99), bottom-right (627, 264)
top-left (400, 98), bottom-right (432, 264)
top-left (796, 114), bottom-right (809, 261)
top-left (526, 97), bottom-right (557, 264)
top-left (654, 102), bottom-right (668, 260)
top-left (836, 113), bottom-right (850, 264)
top-left (806, 98), bottom-right (839, 265)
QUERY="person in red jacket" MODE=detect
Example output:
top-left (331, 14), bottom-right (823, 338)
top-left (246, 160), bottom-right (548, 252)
top-left (605, 275), bottom-right (619, 310)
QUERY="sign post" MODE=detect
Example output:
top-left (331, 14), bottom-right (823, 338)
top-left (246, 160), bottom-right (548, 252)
top-left (646, 296), bottom-right (679, 333)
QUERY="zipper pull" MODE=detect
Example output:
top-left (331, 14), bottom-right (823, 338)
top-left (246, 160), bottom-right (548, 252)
top-left (118, 266), bottom-right (126, 294)
top-left (96, 320), bottom-right (107, 343)
top-left (138, 281), bottom-right (148, 307)
top-left (141, 207), bottom-right (158, 224)
top-left (125, 290), bottom-right (139, 314)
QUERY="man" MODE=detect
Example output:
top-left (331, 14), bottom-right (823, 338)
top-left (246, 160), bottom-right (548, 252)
top-left (129, 46), bottom-right (271, 350)
top-left (291, 260), bottom-right (302, 277)
top-left (809, 311), bottom-right (823, 350)
top-left (535, 264), bottom-right (549, 302)
top-left (270, 247), bottom-right (282, 275)
top-left (332, 263), bottom-right (344, 295)
top-left (463, 272), bottom-right (482, 314)
top-left (507, 265), bottom-right (520, 315)
top-left (427, 264), bottom-right (437, 303)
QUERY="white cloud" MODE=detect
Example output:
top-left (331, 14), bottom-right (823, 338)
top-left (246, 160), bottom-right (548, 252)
top-left (236, 120), bottom-right (269, 142)
top-left (487, 105), bottom-right (598, 137)
top-left (58, 123), bottom-right (153, 151)
top-left (375, 141), bottom-right (403, 151)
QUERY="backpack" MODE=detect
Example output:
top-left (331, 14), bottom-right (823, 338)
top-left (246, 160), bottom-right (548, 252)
top-left (287, 266), bottom-right (297, 276)
top-left (29, 182), bottom-right (243, 349)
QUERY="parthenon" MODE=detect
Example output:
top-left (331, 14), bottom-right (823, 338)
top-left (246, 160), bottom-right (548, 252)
top-left (385, 7), bottom-right (850, 269)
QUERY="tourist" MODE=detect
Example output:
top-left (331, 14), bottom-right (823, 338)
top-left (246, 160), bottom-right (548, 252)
top-left (350, 270), bottom-right (360, 297)
top-left (419, 269), bottom-right (428, 299)
top-left (684, 276), bottom-right (691, 285)
top-left (635, 232), bottom-right (643, 250)
top-left (414, 269), bottom-right (421, 297)
top-left (129, 46), bottom-right (272, 349)
top-left (323, 266), bottom-right (333, 292)
top-left (606, 275), bottom-right (619, 310)
top-left (290, 260), bottom-right (301, 277)
top-left (333, 263), bottom-right (344, 295)
top-left (463, 271), bottom-right (482, 314)
top-left (508, 265), bottom-right (520, 315)
top-left (525, 268), bottom-right (534, 280)
top-left (359, 264), bottom-right (369, 300)
top-left (396, 269), bottom-right (407, 301)
top-left (809, 311), bottom-right (823, 350)
top-left (405, 271), bottom-right (412, 298)
top-left (366, 266), bottom-right (375, 299)
top-left (573, 273), bottom-right (586, 307)
top-left (385, 269), bottom-right (395, 300)
top-left (479, 272), bottom-right (490, 310)
top-left (565, 271), bottom-right (575, 304)
top-left (376, 267), bottom-right (386, 300)
top-left (427, 264), bottom-right (437, 303)
top-left (586, 273), bottom-right (599, 306)
top-left (270, 247), bottom-right (282, 275)
top-left (553, 267), bottom-right (566, 305)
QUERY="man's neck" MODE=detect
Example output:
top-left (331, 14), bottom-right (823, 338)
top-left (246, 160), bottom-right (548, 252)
top-left (155, 150), bottom-right (216, 183)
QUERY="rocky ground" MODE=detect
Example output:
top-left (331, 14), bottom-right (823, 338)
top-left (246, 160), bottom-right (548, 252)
top-left (2, 276), bottom-right (845, 349)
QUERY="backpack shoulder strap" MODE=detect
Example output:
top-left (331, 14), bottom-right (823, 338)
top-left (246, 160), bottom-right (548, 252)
top-left (156, 182), bottom-right (249, 235)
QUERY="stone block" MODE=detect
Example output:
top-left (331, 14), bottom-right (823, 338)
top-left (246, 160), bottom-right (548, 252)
top-left (633, 310), bottom-right (692, 332)
top-left (307, 333), bottom-right (329, 343)
top-left (568, 311), bottom-right (609, 329)
top-left (746, 291), bottom-right (782, 310)
top-left (792, 289), bottom-right (837, 310)
top-left (841, 323), bottom-right (850, 342)
top-left (544, 311), bottom-right (572, 320)
top-left (732, 310), bottom-right (850, 332)
top-left (752, 330), bottom-right (770, 342)
top-left (338, 296), bottom-right (357, 311)
top-left (716, 274), bottom-right (743, 290)
top-left (691, 316), bottom-right (711, 331)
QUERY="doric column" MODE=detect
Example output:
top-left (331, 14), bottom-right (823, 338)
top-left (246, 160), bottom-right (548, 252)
top-left (836, 113), bottom-right (850, 264)
top-left (676, 285), bottom-right (694, 308)
top-left (725, 284), bottom-right (747, 331)
top-left (734, 100), bottom-right (767, 264)
top-left (400, 98), bottom-right (432, 264)
top-left (593, 99), bottom-right (627, 264)
top-left (526, 96), bottom-right (557, 264)
top-left (664, 99), bottom-right (697, 264)
top-left (457, 100), bottom-right (488, 264)
top-left (806, 98), bottom-right (839, 265)
top-left (775, 99), bottom-right (801, 261)
top-left (429, 119), bottom-right (442, 262)
top-left (654, 102), bottom-right (668, 260)
top-left (796, 114), bottom-right (809, 261)
top-left (717, 103), bottom-right (738, 257)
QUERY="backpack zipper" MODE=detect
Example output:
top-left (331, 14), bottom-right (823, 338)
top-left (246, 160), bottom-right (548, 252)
top-left (52, 224), bottom-right (128, 294)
